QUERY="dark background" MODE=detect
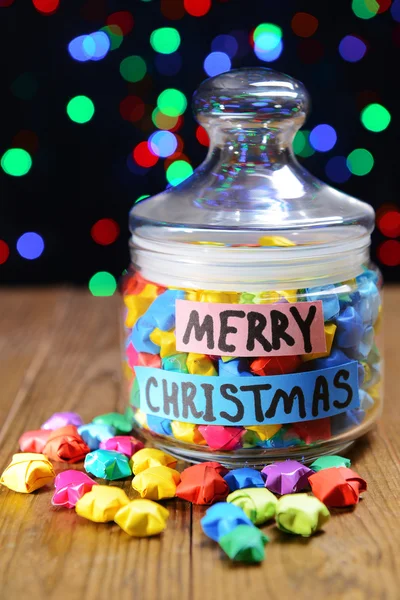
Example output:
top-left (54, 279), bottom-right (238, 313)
top-left (0, 0), bottom-right (399, 288)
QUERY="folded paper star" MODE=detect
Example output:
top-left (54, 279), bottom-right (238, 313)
top-left (18, 429), bottom-right (50, 453)
top-left (52, 470), bottom-right (97, 508)
top-left (223, 468), bottom-right (265, 492)
top-left (258, 235), bottom-right (295, 247)
top-left (124, 288), bottom-right (158, 328)
top-left (131, 316), bottom-right (160, 354)
top-left (310, 455), bottom-right (351, 472)
top-left (198, 425), bottom-right (245, 451)
top-left (147, 415), bottom-right (173, 436)
top-left (292, 418), bottom-right (331, 444)
top-left (75, 485), bottom-right (129, 522)
top-left (250, 355), bottom-right (301, 376)
top-left (308, 467), bottom-right (367, 507)
top-left (99, 435), bottom-right (144, 456)
top-left (200, 502), bottom-right (254, 542)
top-left (77, 423), bottom-right (116, 450)
top-left (275, 493), bottom-right (330, 537)
top-left (197, 291), bottom-right (239, 304)
top-left (335, 306), bottom-right (364, 348)
top-left (162, 353), bottom-right (189, 373)
top-left (114, 499), bottom-right (169, 537)
top-left (137, 352), bottom-right (161, 369)
top-left (171, 421), bottom-right (206, 445)
top-left (0, 453), bottom-right (55, 493)
top-left (130, 448), bottom-right (177, 475)
top-left (244, 424), bottom-right (282, 442)
top-left (227, 487), bottom-right (278, 525)
top-left (84, 449), bottom-right (132, 480)
top-left (176, 462), bottom-right (229, 505)
top-left (218, 358), bottom-right (252, 377)
top-left (219, 525), bottom-right (269, 563)
top-left (306, 284), bottom-right (340, 321)
top-left (301, 323), bottom-right (337, 362)
top-left (142, 289), bottom-right (185, 331)
top-left (93, 412), bottom-right (132, 435)
top-left (187, 353), bottom-right (217, 377)
top-left (261, 460), bottom-right (313, 495)
top-left (43, 425), bottom-right (91, 463)
top-left (41, 412), bottom-right (83, 430)
top-left (132, 466), bottom-right (181, 500)
top-left (149, 328), bottom-right (179, 358)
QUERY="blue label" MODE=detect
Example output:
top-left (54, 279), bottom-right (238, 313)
top-left (135, 362), bottom-right (360, 426)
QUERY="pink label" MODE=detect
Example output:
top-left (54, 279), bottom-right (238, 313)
top-left (175, 300), bottom-right (326, 357)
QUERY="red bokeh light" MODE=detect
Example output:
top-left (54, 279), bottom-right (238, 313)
top-left (377, 240), bottom-right (400, 266)
top-left (169, 115), bottom-right (184, 132)
top-left (32, 0), bottom-right (59, 14)
top-left (291, 12), bottom-right (319, 38)
top-left (377, 0), bottom-right (392, 13)
top-left (133, 142), bottom-right (158, 168)
top-left (91, 219), bottom-right (120, 246)
top-left (196, 126), bottom-right (210, 146)
top-left (161, 0), bottom-right (185, 20)
top-left (184, 0), bottom-right (211, 17)
top-left (0, 240), bottom-right (10, 265)
top-left (164, 152), bottom-right (190, 170)
top-left (119, 96), bottom-right (145, 122)
top-left (12, 130), bottom-right (39, 154)
top-left (378, 211), bottom-right (400, 238)
top-left (297, 39), bottom-right (324, 64)
top-left (106, 11), bottom-right (134, 35)
top-left (0, 0), bottom-right (15, 7)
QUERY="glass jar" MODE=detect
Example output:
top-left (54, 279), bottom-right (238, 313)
top-left (121, 68), bottom-right (382, 468)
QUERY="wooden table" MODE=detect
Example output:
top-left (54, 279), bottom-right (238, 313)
top-left (0, 287), bottom-right (399, 600)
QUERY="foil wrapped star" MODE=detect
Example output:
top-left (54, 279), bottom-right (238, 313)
top-left (41, 412), bottom-right (83, 430)
top-left (219, 525), bottom-right (269, 563)
top-left (0, 453), bottom-right (55, 493)
top-left (42, 425), bottom-right (91, 463)
top-left (200, 502), bottom-right (253, 542)
top-left (261, 460), bottom-right (313, 495)
top-left (84, 449), bottom-right (132, 480)
top-left (132, 466), bottom-right (181, 500)
top-left (176, 462), bottom-right (229, 505)
top-left (227, 488), bottom-right (278, 525)
top-left (75, 485), bottom-right (129, 522)
top-left (275, 493), bottom-right (330, 537)
top-left (114, 499), bottom-right (169, 537)
top-left (308, 467), bottom-right (367, 507)
top-left (52, 470), bottom-right (98, 508)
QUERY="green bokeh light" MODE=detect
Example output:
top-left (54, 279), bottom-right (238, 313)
top-left (88, 272), bottom-right (117, 296)
top-left (157, 89), bottom-right (187, 117)
top-left (346, 149), bottom-right (374, 176)
top-left (166, 160), bottom-right (193, 186)
top-left (120, 56), bottom-right (147, 83)
top-left (293, 130), bottom-right (315, 158)
top-left (100, 25), bottom-right (124, 50)
top-left (253, 23), bottom-right (282, 42)
top-left (352, 0), bottom-right (379, 19)
top-left (361, 103), bottom-right (391, 132)
top-left (67, 96), bottom-right (95, 124)
top-left (1, 148), bottom-right (32, 177)
top-left (135, 194), bottom-right (150, 203)
top-left (150, 27), bottom-right (181, 54)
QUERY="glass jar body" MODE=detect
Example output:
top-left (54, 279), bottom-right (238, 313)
top-left (121, 260), bottom-right (382, 468)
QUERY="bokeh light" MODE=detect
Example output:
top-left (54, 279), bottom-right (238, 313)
top-left (325, 156), bottom-right (351, 183)
top-left (67, 96), bottom-right (95, 124)
top-left (88, 272), bottom-right (117, 296)
top-left (377, 0), bottom-right (392, 13)
top-left (166, 160), bottom-right (193, 186)
top-left (253, 23), bottom-right (283, 62)
top-left (378, 210), bottom-right (400, 237)
top-left (91, 219), bottom-right (120, 245)
top-left (291, 13), bottom-right (319, 37)
top-left (120, 56), bottom-right (147, 82)
top-left (184, 0), bottom-right (211, 17)
top-left (149, 131), bottom-right (178, 157)
top-left (293, 130), bottom-right (315, 158)
top-left (361, 103), bottom-right (391, 132)
top-left (100, 25), bottom-right (124, 50)
top-left (352, 0), bottom-right (379, 19)
top-left (157, 89), bottom-right (187, 117)
top-left (150, 28), bottom-right (181, 54)
top-left (12, 130), bottom-right (39, 155)
top-left (347, 148), bottom-right (374, 175)
top-left (377, 240), bottom-right (400, 266)
top-left (135, 195), bottom-right (150, 204)
top-left (0, 0), bottom-right (15, 7)
top-left (339, 35), bottom-right (367, 62)
top-left (391, 0), bottom-right (400, 21)
top-left (155, 52), bottom-right (182, 76)
top-left (68, 32), bottom-right (110, 62)
top-left (133, 142), bottom-right (158, 167)
top-left (196, 126), bottom-right (210, 146)
top-left (152, 108), bottom-right (179, 130)
top-left (204, 52), bottom-right (231, 76)
top-left (17, 233), bottom-right (44, 260)
top-left (119, 96), bottom-right (145, 122)
top-left (10, 73), bottom-right (38, 100)
top-left (106, 11), bottom-right (134, 35)
top-left (1, 148), bottom-right (32, 176)
top-left (309, 124), bottom-right (337, 152)
top-left (0, 241), bottom-right (10, 265)
top-left (297, 39), bottom-right (324, 63)
top-left (32, 0), bottom-right (59, 14)
top-left (211, 35), bottom-right (238, 58)
top-left (161, 0), bottom-right (185, 20)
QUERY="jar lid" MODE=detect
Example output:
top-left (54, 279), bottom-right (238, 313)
top-left (130, 67), bottom-right (374, 250)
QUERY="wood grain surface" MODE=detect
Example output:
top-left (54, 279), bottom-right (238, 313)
top-left (0, 287), bottom-right (399, 600)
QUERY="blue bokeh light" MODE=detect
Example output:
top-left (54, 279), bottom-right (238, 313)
top-left (309, 124), bottom-right (337, 152)
top-left (254, 40), bottom-right (283, 62)
top-left (211, 34), bottom-right (238, 58)
top-left (204, 52), bottom-right (231, 77)
top-left (149, 131), bottom-right (178, 158)
top-left (68, 32), bottom-right (110, 62)
top-left (325, 156), bottom-right (351, 183)
top-left (391, 0), bottom-right (400, 22)
top-left (155, 52), bottom-right (182, 76)
top-left (338, 35), bottom-right (367, 62)
top-left (17, 232), bottom-right (44, 260)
